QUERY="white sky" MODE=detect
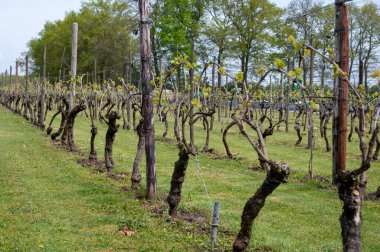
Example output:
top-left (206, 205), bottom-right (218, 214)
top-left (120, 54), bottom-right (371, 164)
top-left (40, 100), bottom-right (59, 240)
top-left (0, 0), bottom-right (83, 73)
top-left (0, 0), bottom-right (378, 74)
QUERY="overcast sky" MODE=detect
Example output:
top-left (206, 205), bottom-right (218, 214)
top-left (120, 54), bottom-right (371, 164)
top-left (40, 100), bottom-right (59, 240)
top-left (0, 0), bottom-right (378, 74)
top-left (0, 0), bottom-right (83, 73)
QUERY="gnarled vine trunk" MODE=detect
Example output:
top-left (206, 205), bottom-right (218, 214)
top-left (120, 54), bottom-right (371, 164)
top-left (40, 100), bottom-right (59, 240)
top-left (131, 120), bottom-right (144, 189)
top-left (65, 103), bottom-right (86, 151)
top-left (89, 125), bottom-right (98, 160)
top-left (105, 111), bottom-right (120, 173)
top-left (233, 161), bottom-right (289, 252)
top-left (167, 144), bottom-right (190, 216)
top-left (46, 108), bottom-right (62, 135)
top-left (52, 99), bottom-right (69, 141)
top-left (338, 176), bottom-right (362, 252)
top-left (223, 121), bottom-right (236, 159)
top-left (372, 137), bottom-right (380, 160)
top-left (348, 110), bottom-right (357, 142)
top-left (323, 110), bottom-right (332, 152)
top-left (295, 109), bottom-right (303, 146)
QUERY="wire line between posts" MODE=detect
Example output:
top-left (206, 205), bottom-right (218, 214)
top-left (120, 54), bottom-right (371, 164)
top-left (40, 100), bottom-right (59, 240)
top-left (194, 154), bottom-right (221, 246)
top-left (194, 153), bottom-right (213, 211)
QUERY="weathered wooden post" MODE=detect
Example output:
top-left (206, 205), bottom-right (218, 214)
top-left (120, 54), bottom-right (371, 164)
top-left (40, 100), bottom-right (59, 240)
top-left (25, 55), bottom-right (29, 93)
top-left (307, 38), bottom-right (315, 151)
top-left (9, 66), bottom-right (12, 87)
top-left (332, 1), bottom-right (367, 251)
top-left (189, 36), bottom-right (195, 147)
top-left (210, 57), bottom-right (216, 130)
top-left (70, 22), bottom-right (78, 109)
top-left (217, 51), bottom-right (223, 122)
top-left (94, 58), bottom-right (97, 83)
top-left (358, 38), bottom-right (368, 196)
top-left (332, 0), bottom-right (349, 184)
top-left (5, 69), bottom-right (8, 87)
top-left (139, 0), bottom-right (156, 200)
top-left (285, 57), bottom-right (291, 133)
top-left (39, 46), bottom-right (46, 129)
top-left (15, 60), bottom-right (19, 93)
top-left (128, 52), bottom-right (133, 85)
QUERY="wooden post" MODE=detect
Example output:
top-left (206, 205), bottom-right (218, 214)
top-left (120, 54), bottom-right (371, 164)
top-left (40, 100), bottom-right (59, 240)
top-left (332, 0), bottom-right (349, 184)
top-left (128, 52), bottom-right (133, 85)
top-left (212, 57), bottom-right (215, 108)
top-left (5, 69), bottom-right (8, 87)
top-left (15, 60), bottom-right (19, 93)
top-left (308, 39), bottom-right (315, 179)
top-left (285, 57), bottom-right (290, 133)
top-left (217, 52), bottom-right (222, 122)
top-left (70, 22), bottom-right (78, 109)
top-left (359, 55), bottom-right (363, 86)
top-left (307, 38), bottom-right (315, 151)
top-left (25, 55), bottom-right (29, 92)
top-left (139, 0), bottom-right (156, 200)
top-left (279, 71), bottom-right (284, 131)
top-left (43, 46), bottom-right (47, 81)
top-left (189, 36), bottom-right (195, 147)
top-left (358, 47), bottom-right (368, 194)
top-left (225, 75), bottom-right (228, 118)
top-left (210, 58), bottom-right (216, 129)
top-left (39, 46), bottom-right (46, 129)
top-left (302, 14), bottom-right (308, 88)
top-left (9, 66), bottom-right (12, 87)
top-left (269, 75), bottom-right (273, 118)
top-left (94, 58), bottom-right (97, 83)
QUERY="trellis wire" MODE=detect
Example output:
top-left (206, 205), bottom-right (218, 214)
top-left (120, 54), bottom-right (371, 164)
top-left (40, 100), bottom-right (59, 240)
top-left (194, 153), bottom-right (213, 211)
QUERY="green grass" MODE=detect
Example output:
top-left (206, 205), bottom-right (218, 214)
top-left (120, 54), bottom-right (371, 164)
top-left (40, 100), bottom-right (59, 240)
top-left (0, 106), bottom-right (379, 251)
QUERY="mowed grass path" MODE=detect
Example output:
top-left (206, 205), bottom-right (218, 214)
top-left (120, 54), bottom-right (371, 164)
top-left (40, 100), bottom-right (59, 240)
top-left (0, 107), bottom-right (209, 251)
top-left (0, 105), bottom-right (379, 251)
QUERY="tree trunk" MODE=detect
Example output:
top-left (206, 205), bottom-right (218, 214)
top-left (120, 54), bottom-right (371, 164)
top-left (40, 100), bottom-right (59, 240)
top-left (131, 120), bottom-right (145, 189)
top-left (202, 117), bottom-right (211, 152)
top-left (320, 107), bottom-right (326, 138)
top-left (46, 108), bottom-right (62, 135)
top-left (89, 125), bottom-right (98, 161)
top-left (323, 110), bottom-right (332, 152)
top-left (122, 99), bottom-right (127, 129)
top-left (167, 145), bottom-right (190, 216)
top-left (223, 121), bottom-right (236, 159)
top-left (233, 161), bottom-right (289, 252)
top-left (50, 99), bottom-right (69, 142)
top-left (132, 105), bottom-right (138, 130)
top-left (372, 137), bottom-right (380, 160)
top-left (338, 176), bottom-right (362, 252)
top-left (105, 111), bottom-right (120, 173)
top-left (65, 103), bottom-right (86, 151)
top-left (348, 110), bottom-right (356, 142)
top-left (295, 109), bottom-right (303, 145)
top-left (161, 111), bottom-right (169, 140)
top-left (126, 97), bottom-right (131, 130)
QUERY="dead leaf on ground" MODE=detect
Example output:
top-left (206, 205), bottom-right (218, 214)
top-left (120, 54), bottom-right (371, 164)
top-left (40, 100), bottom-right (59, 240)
top-left (119, 225), bottom-right (135, 236)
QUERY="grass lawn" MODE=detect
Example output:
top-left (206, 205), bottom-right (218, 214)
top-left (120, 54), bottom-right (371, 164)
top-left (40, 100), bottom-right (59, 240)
top-left (0, 105), bottom-right (379, 251)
